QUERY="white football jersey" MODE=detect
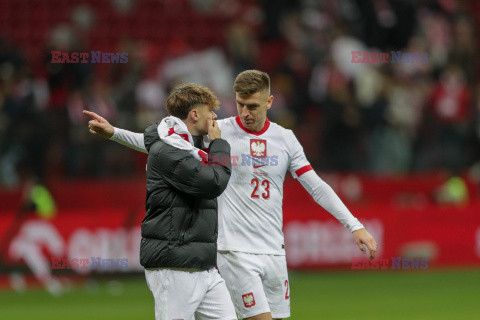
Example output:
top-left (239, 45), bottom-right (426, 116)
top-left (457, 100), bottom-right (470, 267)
top-left (216, 116), bottom-right (312, 255)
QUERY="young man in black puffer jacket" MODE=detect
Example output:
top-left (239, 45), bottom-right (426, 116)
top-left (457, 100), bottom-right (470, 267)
top-left (142, 84), bottom-right (236, 320)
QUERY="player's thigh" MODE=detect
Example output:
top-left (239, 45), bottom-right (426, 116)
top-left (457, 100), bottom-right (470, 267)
top-left (261, 255), bottom-right (290, 319)
top-left (217, 251), bottom-right (271, 319)
top-left (145, 269), bottom-right (205, 320)
top-left (195, 268), bottom-right (237, 320)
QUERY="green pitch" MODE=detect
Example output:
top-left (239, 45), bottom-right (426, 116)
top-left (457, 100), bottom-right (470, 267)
top-left (0, 269), bottom-right (478, 320)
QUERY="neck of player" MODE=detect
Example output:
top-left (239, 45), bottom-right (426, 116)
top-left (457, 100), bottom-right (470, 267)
top-left (251, 118), bottom-right (266, 132)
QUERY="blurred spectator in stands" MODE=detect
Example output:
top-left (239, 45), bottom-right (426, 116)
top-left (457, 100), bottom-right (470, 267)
top-left (320, 76), bottom-right (363, 171)
top-left (270, 51), bottom-right (311, 126)
top-left (468, 85), bottom-right (480, 178)
top-left (475, 84), bottom-right (480, 150)
top-left (1, 0), bottom-right (478, 180)
top-left (67, 80), bottom-right (117, 177)
top-left (0, 39), bottom-right (51, 186)
top-left (161, 48), bottom-right (234, 118)
top-left (44, 25), bottom-right (93, 177)
top-left (226, 21), bottom-right (258, 74)
top-left (420, 8), bottom-right (451, 76)
top-left (110, 0), bottom-right (135, 14)
top-left (135, 68), bottom-right (166, 130)
top-left (375, 64), bottom-right (427, 173)
top-left (422, 65), bottom-right (471, 171)
top-left (0, 38), bottom-right (26, 186)
top-left (109, 39), bottom-right (145, 131)
top-left (450, 15), bottom-right (476, 84)
top-left (71, 5), bottom-right (96, 33)
top-left (189, 0), bottom-right (216, 14)
top-left (359, 69), bottom-right (390, 173)
top-left (354, 0), bottom-right (416, 50)
top-left (260, 0), bottom-right (297, 41)
top-left (267, 72), bottom-right (294, 128)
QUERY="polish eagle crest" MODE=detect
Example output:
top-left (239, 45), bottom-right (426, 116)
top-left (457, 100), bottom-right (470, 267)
top-left (250, 139), bottom-right (266, 158)
top-left (242, 293), bottom-right (255, 307)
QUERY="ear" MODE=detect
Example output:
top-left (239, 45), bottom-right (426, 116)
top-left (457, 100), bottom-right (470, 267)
top-left (266, 95), bottom-right (274, 110)
top-left (188, 108), bottom-right (200, 121)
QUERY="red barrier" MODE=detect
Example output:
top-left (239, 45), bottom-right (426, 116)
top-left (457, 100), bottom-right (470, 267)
top-left (0, 175), bottom-right (479, 276)
top-left (283, 176), bottom-right (480, 268)
top-left (0, 208), bottom-right (144, 276)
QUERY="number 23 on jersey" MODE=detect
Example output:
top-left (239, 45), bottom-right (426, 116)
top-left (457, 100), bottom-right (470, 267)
top-left (250, 178), bottom-right (270, 199)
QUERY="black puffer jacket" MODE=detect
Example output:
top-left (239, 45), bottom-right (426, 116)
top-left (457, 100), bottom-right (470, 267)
top-left (140, 122), bottom-right (231, 269)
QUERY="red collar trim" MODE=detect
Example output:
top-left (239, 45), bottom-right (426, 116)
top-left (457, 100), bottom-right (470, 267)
top-left (235, 116), bottom-right (270, 136)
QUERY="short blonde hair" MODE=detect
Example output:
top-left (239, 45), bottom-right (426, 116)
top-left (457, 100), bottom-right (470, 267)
top-left (166, 83), bottom-right (220, 120)
top-left (233, 70), bottom-right (270, 97)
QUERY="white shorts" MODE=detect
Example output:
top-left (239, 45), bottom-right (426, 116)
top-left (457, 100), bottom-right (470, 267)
top-left (145, 267), bottom-right (237, 320)
top-left (217, 251), bottom-right (290, 319)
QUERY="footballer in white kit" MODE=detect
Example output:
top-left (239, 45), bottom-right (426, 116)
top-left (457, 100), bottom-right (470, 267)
top-left (85, 70), bottom-right (378, 320)
top-left (213, 115), bottom-right (370, 319)
top-left (216, 115), bottom-right (311, 319)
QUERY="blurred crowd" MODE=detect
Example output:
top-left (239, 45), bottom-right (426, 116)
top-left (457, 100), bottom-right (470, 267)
top-left (0, 0), bottom-right (479, 186)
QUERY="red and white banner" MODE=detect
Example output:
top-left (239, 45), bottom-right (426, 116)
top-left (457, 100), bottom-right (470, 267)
top-left (282, 175), bottom-right (480, 268)
top-left (0, 175), bottom-right (479, 276)
top-left (0, 208), bottom-right (143, 275)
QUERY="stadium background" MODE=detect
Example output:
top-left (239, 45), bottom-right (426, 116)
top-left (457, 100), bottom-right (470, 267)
top-left (0, 0), bottom-right (479, 319)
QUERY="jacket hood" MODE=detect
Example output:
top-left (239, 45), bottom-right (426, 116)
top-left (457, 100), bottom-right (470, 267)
top-left (144, 121), bottom-right (161, 152)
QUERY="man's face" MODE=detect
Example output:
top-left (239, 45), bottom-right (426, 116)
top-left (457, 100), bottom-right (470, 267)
top-left (195, 104), bottom-right (217, 135)
top-left (236, 90), bottom-right (273, 132)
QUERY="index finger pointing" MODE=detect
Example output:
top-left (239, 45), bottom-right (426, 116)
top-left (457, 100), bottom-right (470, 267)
top-left (83, 110), bottom-right (103, 122)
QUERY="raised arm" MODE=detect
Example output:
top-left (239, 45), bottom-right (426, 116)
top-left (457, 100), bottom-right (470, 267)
top-left (83, 110), bottom-right (147, 153)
